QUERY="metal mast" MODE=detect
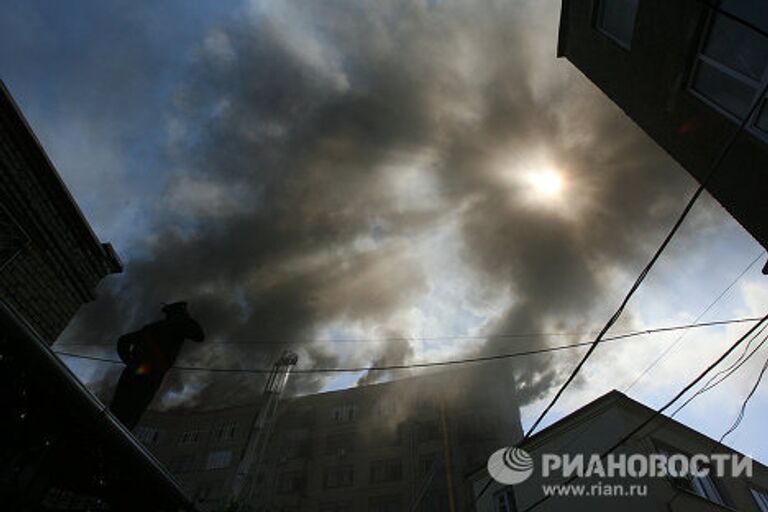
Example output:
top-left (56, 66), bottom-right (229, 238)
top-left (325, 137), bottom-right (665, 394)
top-left (229, 351), bottom-right (298, 506)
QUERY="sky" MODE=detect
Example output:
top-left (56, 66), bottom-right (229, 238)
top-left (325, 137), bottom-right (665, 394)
top-left (2, 0), bottom-right (768, 463)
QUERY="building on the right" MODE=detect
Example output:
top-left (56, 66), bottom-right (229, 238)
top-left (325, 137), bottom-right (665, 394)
top-left (557, 0), bottom-right (768, 256)
top-left (471, 390), bottom-right (768, 511)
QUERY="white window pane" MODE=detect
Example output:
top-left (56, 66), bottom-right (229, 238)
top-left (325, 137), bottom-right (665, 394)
top-left (597, 0), bottom-right (639, 47)
top-left (703, 14), bottom-right (768, 81)
top-left (693, 59), bottom-right (757, 118)
top-left (698, 475), bottom-right (724, 504)
top-left (751, 488), bottom-right (768, 511)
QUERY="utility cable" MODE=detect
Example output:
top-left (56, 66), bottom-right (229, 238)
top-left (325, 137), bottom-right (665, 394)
top-left (518, 312), bottom-right (768, 512)
top-left (53, 317), bottom-right (761, 375)
top-left (625, 250), bottom-right (765, 392)
top-left (719, 352), bottom-right (768, 443)
top-left (670, 325), bottom-right (768, 417)
top-left (523, 56), bottom-right (768, 440)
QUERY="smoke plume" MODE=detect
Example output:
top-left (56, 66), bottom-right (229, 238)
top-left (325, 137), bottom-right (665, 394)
top-left (62, 0), bottom-right (698, 410)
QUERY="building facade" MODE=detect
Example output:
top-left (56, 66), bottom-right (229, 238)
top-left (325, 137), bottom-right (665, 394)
top-left (0, 81), bottom-right (195, 511)
top-left (472, 390), bottom-right (768, 512)
top-left (138, 369), bottom-right (523, 512)
top-left (558, 0), bottom-right (768, 254)
top-left (0, 80), bottom-right (122, 343)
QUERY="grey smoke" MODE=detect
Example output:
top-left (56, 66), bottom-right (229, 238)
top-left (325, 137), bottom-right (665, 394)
top-left (62, 0), bottom-right (704, 410)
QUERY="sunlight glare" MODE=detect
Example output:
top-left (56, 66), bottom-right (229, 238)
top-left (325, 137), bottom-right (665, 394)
top-left (527, 169), bottom-right (564, 199)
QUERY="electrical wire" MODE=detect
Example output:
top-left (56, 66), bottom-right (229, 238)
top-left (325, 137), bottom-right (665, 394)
top-left (669, 325), bottom-right (768, 417)
top-left (518, 311), bottom-right (768, 512)
top-left (625, 250), bottom-right (765, 392)
top-left (54, 329), bottom-right (641, 348)
top-left (719, 353), bottom-right (768, 443)
top-left (522, 49), bottom-right (768, 440)
top-left (53, 317), bottom-right (761, 375)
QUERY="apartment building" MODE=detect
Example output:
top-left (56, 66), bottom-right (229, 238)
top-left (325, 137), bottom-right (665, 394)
top-left (138, 367), bottom-right (523, 511)
top-left (0, 79), bottom-right (122, 343)
top-left (472, 390), bottom-right (768, 511)
top-left (558, 0), bottom-right (768, 256)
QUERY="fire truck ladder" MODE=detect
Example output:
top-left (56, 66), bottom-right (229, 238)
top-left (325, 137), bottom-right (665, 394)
top-left (229, 351), bottom-right (298, 507)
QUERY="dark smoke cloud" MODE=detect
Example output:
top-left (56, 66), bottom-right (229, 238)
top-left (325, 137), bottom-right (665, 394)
top-left (63, 0), bottom-right (701, 409)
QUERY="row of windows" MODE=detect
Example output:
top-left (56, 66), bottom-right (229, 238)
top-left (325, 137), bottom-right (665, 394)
top-left (169, 449), bottom-right (233, 473)
top-left (323, 421), bottom-right (441, 456)
top-left (328, 394), bottom-right (447, 424)
top-left (317, 495), bottom-right (401, 512)
top-left (279, 458), bottom-right (416, 493)
top-left (596, 0), bottom-right (768, 140)
top-left (175, 421), bottom-right (238, 446)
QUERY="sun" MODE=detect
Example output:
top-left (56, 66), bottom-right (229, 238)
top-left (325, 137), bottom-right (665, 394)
top-left (526, 169), bottom-right (564, 199)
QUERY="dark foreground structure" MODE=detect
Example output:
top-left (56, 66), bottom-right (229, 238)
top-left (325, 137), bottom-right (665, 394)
top-left (0, 80), bottom-right (198, 511)
top-left (558, 0), bottom-right (768, 253)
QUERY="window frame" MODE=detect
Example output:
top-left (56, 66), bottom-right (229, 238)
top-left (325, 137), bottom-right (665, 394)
top-left (653, 441), bottom-right (728, 507)
top-left (178, 429), bottom-right (203, 446)
top-left (594, 0), bottom-right (640, 50)
top-left (751, 486), bottom-right (768, 512)
top-left (688, 4), bottom-right (768, 143)
top-left (323, 465), bottom-right (355, 489)
top-left (369, 458), bottom-right (403, 484)
top-left (205, 450), bottom-right (232, 470)
top-left (493, 488), bottom-right (517, 512)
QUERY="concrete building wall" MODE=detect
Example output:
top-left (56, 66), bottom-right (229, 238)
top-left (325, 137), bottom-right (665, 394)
top-left (472, 391), bottom-right (768, 511)
top-left (0, 81), bottom-right (121, 343)
top-left (558, 0), bottom-right (768, 250)
top-left (138, 369), bottom-right (524, 512)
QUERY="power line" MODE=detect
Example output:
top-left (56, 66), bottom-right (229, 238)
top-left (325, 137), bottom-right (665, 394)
top-left (57, 328), bottom-right (638, 348)
top-left (56, 313), bottom-right (765, 349)
top-left (522, 58), bottom-right (768, 440)
top-left (669, 324), bottom-right (768, 417)
top-left (519, 311), bottom-right (768, 512)
top-left (719, 352), bottom-right (768, 443)
top-left (53, 317), bottom-right (761, 375)
top-left (625, 250), bottom-right (765, 392)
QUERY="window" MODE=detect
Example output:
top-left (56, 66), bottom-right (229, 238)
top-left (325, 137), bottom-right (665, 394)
top-left (657, 445), bottom-right (726, 505)
top-left (170, 454), bottom-right (197, 473)
top-left (417, 420), bottom-right (440, 443)
top-left (332, 403), bottom-right (357, 423)
top-left (135, 426), bottom-right (161, 445)
top-left (420, 489), bottom-right (448, 512)
top-left (595, 0), bottom-right (639, 49)
top-left (751, 487), bottom-right (768, 511)
top-left (368, 494), bottom-right (401, 512)
top-left (325, 432), bottom-right (355, 455)
top-left (178, 430), bottom-right (202, 446)
top-left (319, 502), bottom-right (351, 512)
top-left (370, 459), bottom-right (403, 484)
top-left (691, 0), bottom-right (768, 137)
top-left (323, 466), bottom-right (354, 489)
top-left (368, 426), bottom-right (402, 448)
top-left (212, 422), bottom-right (237, 442)
top-left (418, 453), bottom-right (439, 477)
top-left (205, 450), bottom-right (232, 470)
top-left (194, 481), bottom-right (219, 503)
top-left (282, 439), bottom-right (310, 460)
top-left (376, 399), bottom-right (396, 417)
top-left (494, 488), bottom-right (517, 512)
top-left (277, 471), bottom-right (306, 494)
